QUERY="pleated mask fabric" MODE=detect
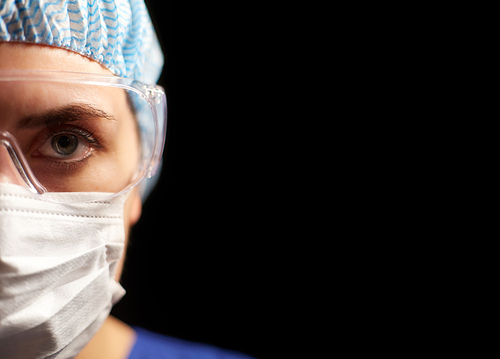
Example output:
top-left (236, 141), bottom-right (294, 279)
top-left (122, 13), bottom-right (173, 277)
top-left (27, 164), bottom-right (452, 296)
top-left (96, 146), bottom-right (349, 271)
top-left (0, 183), bottom-right (129, 359)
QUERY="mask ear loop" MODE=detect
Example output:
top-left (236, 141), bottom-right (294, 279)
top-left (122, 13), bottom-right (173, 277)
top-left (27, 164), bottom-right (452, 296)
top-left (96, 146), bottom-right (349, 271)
top-left (0, 131), bottom-right (47, 194)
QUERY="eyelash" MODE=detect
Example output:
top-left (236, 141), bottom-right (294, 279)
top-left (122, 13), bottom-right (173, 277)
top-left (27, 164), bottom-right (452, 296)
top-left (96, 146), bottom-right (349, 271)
top-left (44, 126), bottom-right (101, 147)
top-left (37, 125), bottom-right (104, 164)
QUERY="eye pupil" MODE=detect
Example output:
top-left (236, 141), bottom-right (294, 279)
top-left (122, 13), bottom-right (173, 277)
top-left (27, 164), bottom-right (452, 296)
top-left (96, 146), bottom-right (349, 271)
top-left (58, 136), bottom-right (71, 148)
top-left (52, 135), bottom-right (78, 155)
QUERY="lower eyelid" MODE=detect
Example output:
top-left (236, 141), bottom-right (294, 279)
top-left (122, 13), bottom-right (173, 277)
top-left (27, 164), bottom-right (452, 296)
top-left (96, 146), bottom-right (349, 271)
top-left (42, 154), bottom-right (93, 171)
top-left (33, 147), bottom-right (95, 171)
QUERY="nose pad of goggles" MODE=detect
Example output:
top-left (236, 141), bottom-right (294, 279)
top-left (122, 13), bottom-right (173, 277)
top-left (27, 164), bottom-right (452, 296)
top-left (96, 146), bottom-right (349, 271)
top-left (0, 131), bottom-right (46, 194)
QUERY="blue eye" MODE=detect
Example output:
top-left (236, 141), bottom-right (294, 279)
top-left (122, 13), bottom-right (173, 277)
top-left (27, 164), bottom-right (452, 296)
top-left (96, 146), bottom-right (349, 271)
top-left (37, 129), bottom-right (95, 162)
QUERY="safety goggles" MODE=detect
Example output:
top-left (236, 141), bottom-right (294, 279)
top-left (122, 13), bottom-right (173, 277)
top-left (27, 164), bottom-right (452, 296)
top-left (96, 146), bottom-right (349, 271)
top-left (0, 69), bottom-right (167, 203)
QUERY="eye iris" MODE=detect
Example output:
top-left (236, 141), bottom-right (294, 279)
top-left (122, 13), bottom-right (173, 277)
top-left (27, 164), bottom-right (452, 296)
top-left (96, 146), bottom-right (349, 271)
top-left (52, 135), bottom-right (78, 155)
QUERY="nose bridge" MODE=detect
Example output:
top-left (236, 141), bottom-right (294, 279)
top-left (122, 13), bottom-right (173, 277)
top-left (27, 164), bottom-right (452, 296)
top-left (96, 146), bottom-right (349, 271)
top-left (0, 131), bottom-right (46, 194)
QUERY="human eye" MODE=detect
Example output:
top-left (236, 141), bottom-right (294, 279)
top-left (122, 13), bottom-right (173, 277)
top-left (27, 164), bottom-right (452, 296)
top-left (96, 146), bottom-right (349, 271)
top-left (33, 126), bottom-right (102, 163)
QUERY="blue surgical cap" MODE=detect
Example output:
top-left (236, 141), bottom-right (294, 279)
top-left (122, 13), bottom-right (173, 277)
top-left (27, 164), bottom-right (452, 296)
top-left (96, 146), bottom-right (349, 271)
top-left (0, 0), bottom-right (163, 84)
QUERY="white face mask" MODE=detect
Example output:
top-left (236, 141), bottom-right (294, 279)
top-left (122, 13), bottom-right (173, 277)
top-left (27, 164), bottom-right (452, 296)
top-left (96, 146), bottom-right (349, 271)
top-left (0, 183), bottom-right (129, 359)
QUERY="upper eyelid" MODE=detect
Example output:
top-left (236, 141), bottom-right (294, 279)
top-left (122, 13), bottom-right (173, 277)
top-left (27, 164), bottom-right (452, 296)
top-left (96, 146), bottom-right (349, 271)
top-left (35, 128), bottom-right (95, 160)
top-left (45, 126), bottom-right (97, 141)
top-left (28, 124), bottom-right (103, 158)
top-left (59, 127), bottom-right (101, 149)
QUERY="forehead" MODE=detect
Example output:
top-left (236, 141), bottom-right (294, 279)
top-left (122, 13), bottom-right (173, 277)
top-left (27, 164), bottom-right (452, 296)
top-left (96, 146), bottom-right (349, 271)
top-left (0, 42), bottom-right (113, 75)
top-left (0, 79), bottom-right (127, 126)
top-left (0, 43), bottom-right (128, 129)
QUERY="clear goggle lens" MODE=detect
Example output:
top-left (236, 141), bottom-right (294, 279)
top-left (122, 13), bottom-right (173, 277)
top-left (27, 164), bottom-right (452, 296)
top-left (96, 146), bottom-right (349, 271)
top-left (0, 70), bottom-right (167, 203)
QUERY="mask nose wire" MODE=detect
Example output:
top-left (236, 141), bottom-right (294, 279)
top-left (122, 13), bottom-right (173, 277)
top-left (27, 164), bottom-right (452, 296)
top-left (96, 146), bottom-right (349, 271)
top-left (0, 130), bottom-right (47, 194)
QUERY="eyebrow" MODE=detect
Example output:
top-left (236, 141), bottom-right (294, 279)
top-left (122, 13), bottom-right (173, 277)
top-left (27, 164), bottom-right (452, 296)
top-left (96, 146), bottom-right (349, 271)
top-left (17, 104), bottom-right (116, 130)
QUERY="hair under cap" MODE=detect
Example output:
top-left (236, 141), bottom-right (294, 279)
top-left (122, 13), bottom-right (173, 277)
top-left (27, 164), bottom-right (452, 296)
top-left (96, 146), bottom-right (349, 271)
top-left (0, 0), bottom-right (163, 84)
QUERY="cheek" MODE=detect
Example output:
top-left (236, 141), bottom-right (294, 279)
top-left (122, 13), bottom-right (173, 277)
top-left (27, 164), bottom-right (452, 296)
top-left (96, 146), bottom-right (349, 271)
top-left (109, 99), bottom-right (142, 189)
top-left (115, 188), bottom-right (142, 282)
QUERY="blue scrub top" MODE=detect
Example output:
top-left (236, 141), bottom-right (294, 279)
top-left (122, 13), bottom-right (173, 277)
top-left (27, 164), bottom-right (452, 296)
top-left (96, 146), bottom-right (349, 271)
top-left (128, 327), bottom-right (257, 359)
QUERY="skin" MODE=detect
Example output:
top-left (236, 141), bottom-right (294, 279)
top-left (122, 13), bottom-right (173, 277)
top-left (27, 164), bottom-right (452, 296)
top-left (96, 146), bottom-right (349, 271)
top-left (0, 43), bottom-right (142, 359)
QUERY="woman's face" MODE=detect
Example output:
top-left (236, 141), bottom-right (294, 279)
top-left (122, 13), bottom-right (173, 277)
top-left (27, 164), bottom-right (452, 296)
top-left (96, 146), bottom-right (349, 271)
top-left (0, 43), bottom-right (142, 279)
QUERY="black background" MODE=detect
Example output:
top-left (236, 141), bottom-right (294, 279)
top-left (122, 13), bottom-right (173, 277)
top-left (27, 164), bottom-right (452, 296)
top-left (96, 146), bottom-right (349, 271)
top-left (111, 2), bottom-right (281, 358)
